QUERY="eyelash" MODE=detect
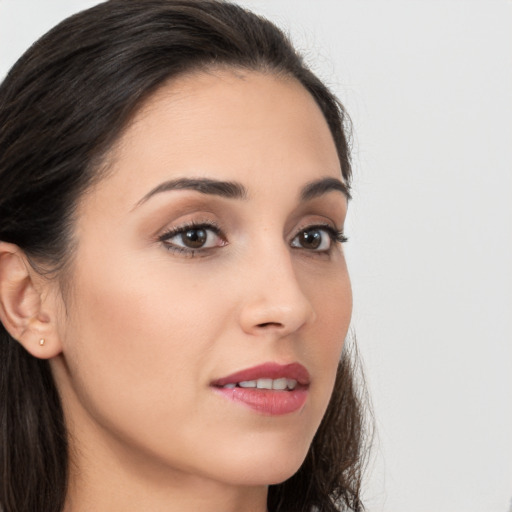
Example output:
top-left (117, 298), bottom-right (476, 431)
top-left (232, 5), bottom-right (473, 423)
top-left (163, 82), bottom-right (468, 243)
top-left (158, 221), bottom-right (348, 257)
top-left (158, 221), bottom-right (224, 257)
top-left (313, 225), bottom-right (348, 245)
top-left (291, 224), bottom-right (348, 253)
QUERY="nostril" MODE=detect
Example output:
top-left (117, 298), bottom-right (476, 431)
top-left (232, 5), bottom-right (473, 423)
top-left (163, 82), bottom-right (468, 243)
top-left (257, 322), bottom-right (282, 328)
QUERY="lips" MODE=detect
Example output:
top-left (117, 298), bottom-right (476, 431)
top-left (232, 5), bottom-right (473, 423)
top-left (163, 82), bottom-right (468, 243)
top-left (211, 362), bottom-right (310, 415)
top-left (211, 362), bottom-right (310, 387)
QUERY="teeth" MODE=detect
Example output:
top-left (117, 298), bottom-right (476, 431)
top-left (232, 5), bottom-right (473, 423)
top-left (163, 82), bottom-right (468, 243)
top-left (256, 378), bottom-right (273, 389)
top-left (272, 378), bottom-right (287, 390)
top-left (287, 379), bottom-right (297, 390)
top-left (226, 378), bottom-right (299, 390)
top-left (239, 380), bottom-right (256, 388)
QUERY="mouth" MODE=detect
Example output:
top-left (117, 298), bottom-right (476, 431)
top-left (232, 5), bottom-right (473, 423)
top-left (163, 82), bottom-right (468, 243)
top-left (217, 377), bottom-right (300, 391)
top-left (210, 362), bottom-right (310, 416)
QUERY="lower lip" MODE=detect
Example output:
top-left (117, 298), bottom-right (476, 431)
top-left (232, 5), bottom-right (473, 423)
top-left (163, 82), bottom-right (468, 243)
top-left (212, 387), bottom-right (308, 415)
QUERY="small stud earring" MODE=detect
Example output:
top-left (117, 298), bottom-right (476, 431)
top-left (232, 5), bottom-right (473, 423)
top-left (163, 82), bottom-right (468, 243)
top-left (39, 338), bottom-right (45, 346)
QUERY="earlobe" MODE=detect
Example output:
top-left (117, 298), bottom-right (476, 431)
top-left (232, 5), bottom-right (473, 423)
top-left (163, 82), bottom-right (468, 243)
top-left (0, 242), bottom-right (62, 359)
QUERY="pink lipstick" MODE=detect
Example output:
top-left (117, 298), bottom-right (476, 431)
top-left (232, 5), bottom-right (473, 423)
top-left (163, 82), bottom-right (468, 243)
top-left (211, 362), bottom-right (310, 415)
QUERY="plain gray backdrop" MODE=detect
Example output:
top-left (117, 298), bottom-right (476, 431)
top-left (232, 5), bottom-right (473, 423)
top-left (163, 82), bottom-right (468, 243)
top-left (1, 1), bottom-right (511, 511)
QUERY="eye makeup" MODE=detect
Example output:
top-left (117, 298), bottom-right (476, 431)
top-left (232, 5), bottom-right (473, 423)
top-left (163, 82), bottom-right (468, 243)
top-left (158, 220), bottom-right (226, 257)
top-left (157, 217), bottom-right (347, 259)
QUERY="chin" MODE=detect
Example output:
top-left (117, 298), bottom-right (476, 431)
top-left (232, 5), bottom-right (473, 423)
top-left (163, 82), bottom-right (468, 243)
top-left (208, 438), bottom-right (311, 487)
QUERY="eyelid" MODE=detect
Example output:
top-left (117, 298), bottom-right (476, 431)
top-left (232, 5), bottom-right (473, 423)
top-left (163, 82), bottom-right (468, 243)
top-left (158, 220), bottom-right (222, 238)
top-left (292, 221), bottom-right (347, 241)
top-left (157, 220), bottom-right (226, 255)
top-left (290, 222), bottom-right (348, 252)
top-left (155, 216), bottom-right (347, 258)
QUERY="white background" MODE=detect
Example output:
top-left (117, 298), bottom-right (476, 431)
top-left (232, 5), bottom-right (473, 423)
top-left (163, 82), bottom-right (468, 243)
top-left (1, 1), bottom-right (511, 511)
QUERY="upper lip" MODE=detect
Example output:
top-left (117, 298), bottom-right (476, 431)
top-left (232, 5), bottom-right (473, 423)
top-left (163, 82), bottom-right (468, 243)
top-left (211, 362), bottom-right (310, 387)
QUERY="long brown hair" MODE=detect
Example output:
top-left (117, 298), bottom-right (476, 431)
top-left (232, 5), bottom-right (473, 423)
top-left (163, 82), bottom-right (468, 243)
top-left (0, 1), bottom-right (371, 510)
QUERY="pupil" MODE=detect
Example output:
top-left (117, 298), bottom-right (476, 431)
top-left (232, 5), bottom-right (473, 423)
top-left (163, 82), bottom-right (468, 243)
top-left (301, 229), bottom-right (321, 249)
top-left (183, 228), bottom-right (207, 248)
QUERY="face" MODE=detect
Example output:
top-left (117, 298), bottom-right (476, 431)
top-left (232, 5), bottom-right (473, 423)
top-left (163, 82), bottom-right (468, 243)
top-left (51, 69), bottom-right (352, 489)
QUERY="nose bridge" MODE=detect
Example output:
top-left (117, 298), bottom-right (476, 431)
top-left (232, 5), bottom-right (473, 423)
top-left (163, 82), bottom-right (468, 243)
top-left (238, 237), bottom-right (316, 336)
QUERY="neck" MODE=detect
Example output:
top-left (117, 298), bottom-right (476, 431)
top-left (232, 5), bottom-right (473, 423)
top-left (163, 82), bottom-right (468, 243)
top-left (62, 412), bottom-right (268, 512)
top-left (64, 440), bottom-right (269, 512)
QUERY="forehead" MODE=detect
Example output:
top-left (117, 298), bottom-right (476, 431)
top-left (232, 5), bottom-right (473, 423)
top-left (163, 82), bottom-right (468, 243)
top-left (87, 69), bottom-right (343, 212)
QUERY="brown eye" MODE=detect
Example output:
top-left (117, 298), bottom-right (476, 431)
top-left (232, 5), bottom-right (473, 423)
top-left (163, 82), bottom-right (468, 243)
top-left (298, 229), bottom-right (322, 249)
top-left (291, 227), bottom-right (333, 251)
top-left (160, 223), bottom-right (225, 253)
top-left (181, 228), bottom-right (207, 248)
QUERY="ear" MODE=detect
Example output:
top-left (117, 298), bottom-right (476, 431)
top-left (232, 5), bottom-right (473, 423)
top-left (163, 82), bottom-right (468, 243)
top-left (0, 242), bottom-right (63, 359)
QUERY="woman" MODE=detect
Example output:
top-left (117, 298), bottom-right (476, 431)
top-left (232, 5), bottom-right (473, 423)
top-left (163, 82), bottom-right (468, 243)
top-left (0, 1), bottom-right (370, 511)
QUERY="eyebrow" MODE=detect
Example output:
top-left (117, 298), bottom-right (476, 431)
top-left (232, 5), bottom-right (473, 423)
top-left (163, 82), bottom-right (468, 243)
top-left (300, 177), bottom-right (351, 201)
top-left (134, 175), bottom-right (350, 209)
top-left (135, 177), bottom-right (247, 208)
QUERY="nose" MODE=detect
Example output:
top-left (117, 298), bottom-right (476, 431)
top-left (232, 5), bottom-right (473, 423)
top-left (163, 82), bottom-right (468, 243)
top-left (237, 246), bottom-right (316, 337)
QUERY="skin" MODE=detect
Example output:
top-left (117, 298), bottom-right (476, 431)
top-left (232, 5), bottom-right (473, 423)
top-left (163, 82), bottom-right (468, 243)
top-left (1, 69), bottom-right (352, 512)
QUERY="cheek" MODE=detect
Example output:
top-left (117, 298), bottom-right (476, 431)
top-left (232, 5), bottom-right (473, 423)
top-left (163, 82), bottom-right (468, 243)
top-left (301, 264), bottom-right (352, 405)
top-left (305, 259), bottom-right (352, 344)
top-left (60, 252), bottom-right (227, 432)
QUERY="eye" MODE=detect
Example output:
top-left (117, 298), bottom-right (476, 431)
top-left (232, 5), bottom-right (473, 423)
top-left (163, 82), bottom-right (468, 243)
top-left (159, 223), bottom-right (225, 253)
top-left (290, 225), bottom-right (347, 252)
